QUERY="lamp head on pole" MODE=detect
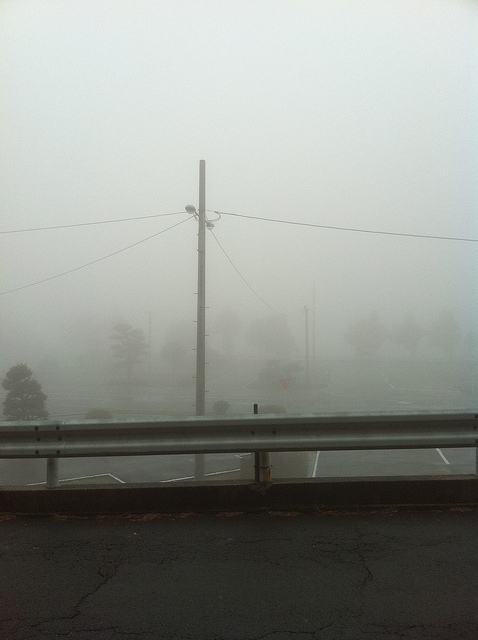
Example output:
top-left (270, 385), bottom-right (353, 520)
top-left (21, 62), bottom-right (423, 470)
top-left (185, 204), bottom-right (197, 215)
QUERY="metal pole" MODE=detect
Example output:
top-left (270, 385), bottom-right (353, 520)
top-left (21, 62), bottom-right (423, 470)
top-left (254, 403), bottom-right (260, 481)
top-left (253, 403), bottom-right (271, 482)
top-left (47, 457), bottom-right (59, 488)
top-left (260, 451), bottom-right (271, 482)
top-left (195, 159), bottom-right (206, 480)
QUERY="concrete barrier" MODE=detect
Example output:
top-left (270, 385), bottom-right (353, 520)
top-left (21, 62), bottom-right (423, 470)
top-left (1, 476), bottom-right (477, 515)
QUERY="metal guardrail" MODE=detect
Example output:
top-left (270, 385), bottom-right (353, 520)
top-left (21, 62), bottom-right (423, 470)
top-left (1, 411), bottom-right (477, 457)
top-left (1, 412), bottom-right (477, 487)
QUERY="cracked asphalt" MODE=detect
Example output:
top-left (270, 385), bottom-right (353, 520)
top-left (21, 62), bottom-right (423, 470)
top-left (1, 508), bottom-right (477, 640)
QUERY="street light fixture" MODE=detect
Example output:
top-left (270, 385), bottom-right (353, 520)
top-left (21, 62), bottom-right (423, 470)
top-left (205, 212), bottom-right (221, 230)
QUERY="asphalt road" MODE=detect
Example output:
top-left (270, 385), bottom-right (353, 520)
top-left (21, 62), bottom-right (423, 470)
top-left (1, 507), bottom-right (477, 640)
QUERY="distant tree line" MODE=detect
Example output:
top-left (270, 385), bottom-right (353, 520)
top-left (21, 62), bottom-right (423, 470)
top-left (345, 311), bottom-right (463, 359)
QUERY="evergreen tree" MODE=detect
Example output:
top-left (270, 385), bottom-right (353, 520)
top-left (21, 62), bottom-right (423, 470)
top-left (111, 323), bottom-right (149, 382)
top-left (2, 364), bottom-right (49, 420)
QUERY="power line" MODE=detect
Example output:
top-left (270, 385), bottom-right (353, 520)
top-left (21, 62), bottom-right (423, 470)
top-left (4, 206), bottom-right (474, 242)
top-left (210, 210), bottom-right (478, 243)
top-left (209, 229), bottom-right (279, 314)
top-left (0, 217), bottom-right (192, 296)
top-left (0, 211), bottom-right (186, 235)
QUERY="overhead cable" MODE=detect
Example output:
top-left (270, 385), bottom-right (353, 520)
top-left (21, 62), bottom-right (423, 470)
top-left (0, 217), bottom-right (192, 296)
top-left (209, 229), bottom-right (279, 314)
top-left (0, 211), bottom-right (186, 235)
top-left (210, 210), bottom-right (478, 243)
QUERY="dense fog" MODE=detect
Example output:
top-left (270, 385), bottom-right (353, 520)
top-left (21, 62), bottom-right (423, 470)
top-left (1, 0), bottom-right (477, 420)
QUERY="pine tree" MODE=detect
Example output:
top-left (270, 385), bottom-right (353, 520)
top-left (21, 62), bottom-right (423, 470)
top-left (2, 364), bottom-right (49, 420)
top-left (111, 323), bottom-right (149, 382)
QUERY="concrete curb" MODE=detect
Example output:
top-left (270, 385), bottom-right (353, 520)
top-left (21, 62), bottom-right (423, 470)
top-left (1, 475), bottom-right (477, 515)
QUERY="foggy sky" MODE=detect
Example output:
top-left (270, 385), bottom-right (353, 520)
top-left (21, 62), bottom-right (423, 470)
top-left (1, 0), bottom-right (477, 367)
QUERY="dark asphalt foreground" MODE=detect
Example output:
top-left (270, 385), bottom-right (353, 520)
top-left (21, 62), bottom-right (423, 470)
top-left (1, 508), bottom-right (477, 640)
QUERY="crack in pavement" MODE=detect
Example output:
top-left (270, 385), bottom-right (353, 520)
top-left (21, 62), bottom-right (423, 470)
top-left (72, 559), bottom-right (120, 616)
top-left (18, 558), bottom-right (123, 639)
top-left (3, 512), bottom-right (477, 639)
top-left (359, 622), bottom-right (475, 639)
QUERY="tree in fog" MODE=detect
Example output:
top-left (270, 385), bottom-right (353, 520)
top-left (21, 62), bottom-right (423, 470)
top-left (2, 364), bottom-right (48, 420)
top-left (65, 314), bottom-right (111, 377)
top-left (345, 316), bottom-right (387, 357)
top-left (245, 315), bottom-right (295, 357)
top-left (160, 340), bottom-right (189, 384)
top-left (428, 311), bottom-right (461, 359)
top-left (213, 308), bottom-right (242, 355)
top-left (391, 314), bottom-right (425, 358)
top-left (254, 359), bottom-right (302, 390)
top-left (110, 323), bottom-right (148, 382)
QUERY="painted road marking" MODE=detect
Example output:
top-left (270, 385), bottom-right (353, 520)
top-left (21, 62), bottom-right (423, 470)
top-left (28, 473), bottom-right (125, 486)
top-left (312, 451), bottom-right (321, 477)
top-left (162, 468), bottom-right (241, 483)
top-left (436, 448), bottom-right (450, 465)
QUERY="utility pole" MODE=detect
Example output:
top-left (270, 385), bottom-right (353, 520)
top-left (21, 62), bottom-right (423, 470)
top-left (186, 160), bottom-right (211, 480)
top-left (186, 160), bottom-right (216, 480)
top-left (195, 160), bottom-right (206, 480)
top-left (196, 160), bottom-right (206, 417)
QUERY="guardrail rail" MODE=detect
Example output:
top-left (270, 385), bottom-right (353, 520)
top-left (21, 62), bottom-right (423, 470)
top-left (1, 411), bottom-right (477, 487)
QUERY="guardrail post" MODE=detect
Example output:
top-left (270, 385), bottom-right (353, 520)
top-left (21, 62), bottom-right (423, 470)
top-left (254, 453), bottom-right (260, 481)
top-left (47, 458), bottom-right (59, 489)
top-left (260, 452), bottom-right (271, 482)
top-left (253, 403), bottom-right (271, 482)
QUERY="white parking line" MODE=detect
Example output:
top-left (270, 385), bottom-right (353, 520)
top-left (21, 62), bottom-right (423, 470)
top-left (108, 473), bottom-right (126, 484)
top-left (27, 472), bottom-right (125, 486)
top-left (312, 451), bottom-right (320, 477)
top-left (436, 448), bottom-right (450, 465)
top-left (161, 468), bottom-right (241, 483)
